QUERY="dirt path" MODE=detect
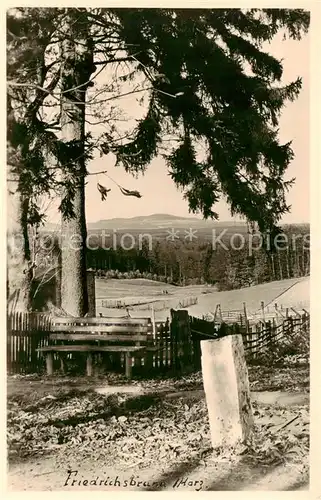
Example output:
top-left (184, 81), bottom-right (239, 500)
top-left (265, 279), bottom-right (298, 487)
top-left (7, 388), bottom-right (309, 492)
top-left (95, 385), bottom-right (309, 407)
top-left (7, 368), bottom-right (309, 492)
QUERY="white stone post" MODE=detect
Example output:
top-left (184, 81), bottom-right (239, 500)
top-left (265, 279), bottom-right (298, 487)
top-left (201, 335), bottom-right (254, 448)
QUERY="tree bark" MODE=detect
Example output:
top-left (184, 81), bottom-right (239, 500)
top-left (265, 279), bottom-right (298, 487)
top-left (60, 10), bottom-right (94, 317)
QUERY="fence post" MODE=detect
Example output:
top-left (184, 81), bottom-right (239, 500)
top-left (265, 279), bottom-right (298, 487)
top-left (158, 323), bottom-right (164, 372)
top-left (261, 301), bottom-right (265, 324)
top-left (170, 309), bottom-right (191, 373)
top-left (151, 305), bottom-right (156, 340)
top-left (252, 323), bottom-right (260, 360)
top-left (190, 317), bottom-right (202, 371)
top-left (46, 352), bottom-right (54, 376)
top-left (245, 315), bottom-right (252, 358)
top-left (213, 304), bottom-right (219, 323)
top-left (201, 335), bottom-right (254, 447)
top-left (243, 302), bottom-right (248, 326)
top-left (170, 309), bottom-right (177, 373)
top-left (7, 313), bottom-right (12, 375)
top-left (270, 318), bottom-right (276, 353)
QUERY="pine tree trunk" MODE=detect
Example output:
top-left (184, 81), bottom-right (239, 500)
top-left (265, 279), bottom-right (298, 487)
top-left (295, 249), bottom-right (300, 277)
top-left (301, 246), bottom-right (305, 277)
top-left (60, 11), bottom-right (94, 317)
top-left (277, 252), bottom-right (283, 280)
top-left (286, 246), bottom-right (292, 278)
top-left (304, 251), bottom-right (310, 276)
top-left (270, 254), bottom-right (275, 280)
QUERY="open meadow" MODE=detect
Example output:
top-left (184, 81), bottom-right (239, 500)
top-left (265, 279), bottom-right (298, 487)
top-left (95, 276), bottom-right (309, 321)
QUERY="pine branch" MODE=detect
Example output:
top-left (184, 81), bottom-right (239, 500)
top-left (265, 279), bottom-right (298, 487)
top-left (60, 63), bottom-right (107, 95)
top-left (94, 51), bottom-right (143, 66)
top-left (26, 71), bottom-right (60, 119)
top-left (32, 267), bottom-right (60, 299)
top-left (7, 81), bottom-right (60, 101)
top-left (87, 169), bottom-right (108, 176)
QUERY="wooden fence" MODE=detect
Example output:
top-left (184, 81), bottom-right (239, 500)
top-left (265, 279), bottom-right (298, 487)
top-left (100, 296), bottom-right (198, 311)
top-left (7, 309), bottom-right (309, 376)
top-left (202, 301), bottom-right (309, 326)
top-left (7, 312), bottom-right (51, 374)
top-left (190, 311), bottom-right (309, 362)
top-left (241, 313), bottom-right (310, 359)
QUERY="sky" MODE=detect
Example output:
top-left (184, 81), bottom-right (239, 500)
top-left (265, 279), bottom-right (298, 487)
top-left (46, 26), bottom-right (310, 225)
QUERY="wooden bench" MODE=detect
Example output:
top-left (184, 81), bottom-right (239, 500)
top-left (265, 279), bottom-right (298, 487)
top-left (37, 316), bottom-right (157, 378)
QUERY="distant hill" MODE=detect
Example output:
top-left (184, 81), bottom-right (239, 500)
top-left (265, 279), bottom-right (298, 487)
top-left (42, 214), bottom-right (309, 234)
top-left (89, 213), bottom-right (202, 229)
top-left (88, 214), bottom-right (246, 230)
top-left (43, 213), bottom-right (247, 232)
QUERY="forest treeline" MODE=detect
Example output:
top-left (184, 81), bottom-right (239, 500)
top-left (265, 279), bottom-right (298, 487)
top-left (36, 224), bottom-right (309, 291)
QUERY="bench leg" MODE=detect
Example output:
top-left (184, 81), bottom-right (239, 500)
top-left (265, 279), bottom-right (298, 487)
top-left (112, 353), bottom-right (121, 372)
top-left (86, 353), bottom-right (93, 376)
top-left (135, 342), bottom-right (142, 370)
top-left (146, 352), bottom-right (154, 372)
top-left (46, 352), bottom-right (54, 376)
top-left (125, 352), bottom-right (132, 379)
top-left (135, 356), bottom-right (142, 369)
top-left (60, 356), bottom-right (65, 374)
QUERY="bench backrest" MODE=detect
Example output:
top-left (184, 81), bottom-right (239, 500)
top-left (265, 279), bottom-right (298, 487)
top-left (50, 316), bottom-right (153, 344)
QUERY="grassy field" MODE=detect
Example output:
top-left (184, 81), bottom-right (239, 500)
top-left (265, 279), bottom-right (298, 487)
top-left (95, 277), bottom-right (309, 321)
top-left (95, 278), bottom-right (211, 298)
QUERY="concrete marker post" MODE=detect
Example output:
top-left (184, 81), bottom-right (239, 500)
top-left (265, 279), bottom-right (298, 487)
top-left (201, 334), bottom-right (254, 448)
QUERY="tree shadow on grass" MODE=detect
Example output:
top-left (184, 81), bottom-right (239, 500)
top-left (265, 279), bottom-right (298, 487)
top-left (40, 392), bottom-right (164, 427)
top-left (142, 447), bottom-right (212, 491)
top-left (8, 391), bottom-right (167, 463)
top-left (205, 459), bottom-right (278, 491)
top-left (282, 478), bottom-right (309, 490)
top-left (140, 453), bottom-right (308, 491)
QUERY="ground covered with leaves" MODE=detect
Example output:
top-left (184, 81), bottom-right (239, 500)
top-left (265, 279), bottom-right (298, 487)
top-left (7, 362), bottom-right (309, 490)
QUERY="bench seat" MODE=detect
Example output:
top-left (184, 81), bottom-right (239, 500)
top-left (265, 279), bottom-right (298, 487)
top-left (49, 333), bottom-right (150, 342)
top-left (37, 316), bottom-right (157, 378)
top-left (37, 345), bottom-right (157, 353)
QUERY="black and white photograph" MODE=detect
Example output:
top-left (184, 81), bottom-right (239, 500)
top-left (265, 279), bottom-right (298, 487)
top-left (6, 4), bottom-right (312, 491)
